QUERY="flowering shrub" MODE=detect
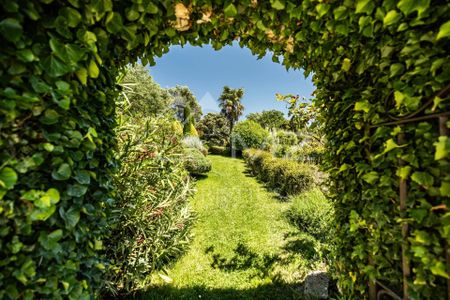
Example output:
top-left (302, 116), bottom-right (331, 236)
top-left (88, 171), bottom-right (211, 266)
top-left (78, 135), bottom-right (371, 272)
top-left (104, 101), bottom-right (194, 295)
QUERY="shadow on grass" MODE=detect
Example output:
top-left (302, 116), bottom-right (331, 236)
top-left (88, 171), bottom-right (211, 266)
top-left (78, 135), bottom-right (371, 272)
top-left (191, 174), bottom-right (209, 180)
top-left (205, 243), bottom-right (280, 279)
top-left (120, 237), bottom-right (332, 300)
top-left (132, 282), bottom-right (303, 300)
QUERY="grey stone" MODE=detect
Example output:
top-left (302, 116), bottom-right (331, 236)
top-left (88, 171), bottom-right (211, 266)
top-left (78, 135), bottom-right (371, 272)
top-left (303, 270), bottom-right (329, 299)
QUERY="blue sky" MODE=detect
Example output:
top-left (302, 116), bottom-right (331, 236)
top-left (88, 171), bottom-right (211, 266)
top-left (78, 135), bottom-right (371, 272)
top-left (147, 42), bottom-right (315, 117)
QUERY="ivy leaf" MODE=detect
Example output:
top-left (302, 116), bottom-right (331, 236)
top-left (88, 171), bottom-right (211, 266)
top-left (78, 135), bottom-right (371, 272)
top-left (434, 136), bottom-right (449, 160)
top-left (394, 91), bottom-right (405, 108)
top-left (362, 171), bottom-right (379, 184)
top-left (342, 58), bottom-right (351, 72)
top-left (384, 10), bottom-right (401, 26)
top-left (334, 6), bottom-right (348, 20)
top-left (39, 109), bottom-right (60, 125)
top-left (0, 18), bottom-right (23, 42)
top-left (52, 163), bottom-right (71, 180)
top-left (63, 207), bottom-right (80, 228)
top-left (397, 0), bottom-right (430, 17)
top-left (440, 182), bottom-right (450, 197)
top-left (60, 7), bottom-right (82, 27)
top-left (42, 55), bottom-right (72, 77)
top-left (354, 101), bottom-right (370, 113)
top-left (88, 60), bottom-right (100, 78)
top-left (67, 184), bottom-right (88, 197)
top-left (0, 167), bottom-right (18, 189)
top-left (437, 20), bottom-right (450, 41)
top-left (411, 172), bottom-right (434, 187)
top-left (355, 0), bottom-right (375, 14)
top-left (430, 261), bottom-right (450, 279)
top-left (76, 67), bottom-right (88, 85)
top-left (316, 4), bottom-right (330, 18)
top-left (396, 166), bottom-right (412, 180)
top-left (390, 63), bottom-right (405, 77)
top-left (106, 12), bottom-right (123, 34)
top-left (224, 3), bottom-right (238, 17)
top-left (17, 49), bottom-right (36, 62)
top-left (30, 206), bottom-right (56, 221)
top-left (74, 170), bottom-right (91, 185)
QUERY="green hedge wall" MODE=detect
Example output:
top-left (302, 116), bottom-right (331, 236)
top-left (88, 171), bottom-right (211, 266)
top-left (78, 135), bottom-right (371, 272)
top-left (0, 0), bottom-right (449, 298)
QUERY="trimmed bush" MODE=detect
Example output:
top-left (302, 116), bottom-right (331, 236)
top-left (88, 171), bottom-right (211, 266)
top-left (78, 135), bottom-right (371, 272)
top-left (182, 136), bottom-right (208, 156)
top-left (231, 120), bottom-right (269, 151)
top-left (183, 148), bottom-right (212, 175)
top-left (286, 188), bottom-right (334, 243)
top-left (243, 149), bottom-right (314, 196)
top-left (209, 146), bottom-right (230, 156)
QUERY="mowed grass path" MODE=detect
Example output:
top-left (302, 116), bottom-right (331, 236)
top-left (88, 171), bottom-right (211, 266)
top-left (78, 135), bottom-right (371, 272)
top-left (139, 155), bottom-right (318, 300)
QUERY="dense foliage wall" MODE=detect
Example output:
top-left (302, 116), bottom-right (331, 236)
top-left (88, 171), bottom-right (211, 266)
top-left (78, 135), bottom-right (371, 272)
top-left (0, 0), bottom-right (449, 298)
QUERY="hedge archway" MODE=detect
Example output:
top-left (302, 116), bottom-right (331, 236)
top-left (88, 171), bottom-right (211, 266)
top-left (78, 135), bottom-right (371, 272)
top-left (1, 0), bottom-right (449, 298)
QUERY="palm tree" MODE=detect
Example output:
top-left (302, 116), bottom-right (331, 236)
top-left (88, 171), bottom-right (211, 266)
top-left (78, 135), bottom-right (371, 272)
top-left (218, 86), bottom-right (245, 153)
top-left (218, 86), bottom-right (245, 135)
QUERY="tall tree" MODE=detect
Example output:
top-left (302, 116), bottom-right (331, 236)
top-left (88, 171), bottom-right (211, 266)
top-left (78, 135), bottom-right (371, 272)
top-left (218, 86), bottom-right (245, 137)
top-left (118, 64), bottom-right (173, 117)
top-left (197, 113), bottom-right (230, 146)
top-left (246, 109), bottom-right (287, 129)
top-left (169, 85), bottom-right (202, 124)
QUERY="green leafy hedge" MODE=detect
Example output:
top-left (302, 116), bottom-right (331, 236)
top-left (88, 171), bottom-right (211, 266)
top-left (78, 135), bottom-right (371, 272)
top-left (243, 149), bottom-right (314, 196)
top-left (183, 148), bottom-right (212, 175)
top-left (1, 0), bottom-right (449, 298)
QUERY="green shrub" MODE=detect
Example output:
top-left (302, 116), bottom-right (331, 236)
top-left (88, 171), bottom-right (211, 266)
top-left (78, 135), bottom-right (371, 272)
top-left (243, 149), bottom-right (314, 196)
top-left (288, 142), bottom-right (324, 164)
top-left (182, 136), bottom-right (208, 155)
top-left (231, 120), bottom-right (269, 151)
top-left (106, 115), bottom-right (194, 294)
top-left (286, 188), bottom-right (334, 243)
top-left (183, 148), bottom-right (212, 175)
top-left (185, 123), bottom-right (199, 137)
top-left (209, 146), bottom-right (230, 156)
top-left (272, 130), bottom-right (299, 157)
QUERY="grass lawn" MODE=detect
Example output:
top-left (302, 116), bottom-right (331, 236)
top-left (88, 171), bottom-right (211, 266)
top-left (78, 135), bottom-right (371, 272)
top-left (136, 155), bottom-right (323, 300)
